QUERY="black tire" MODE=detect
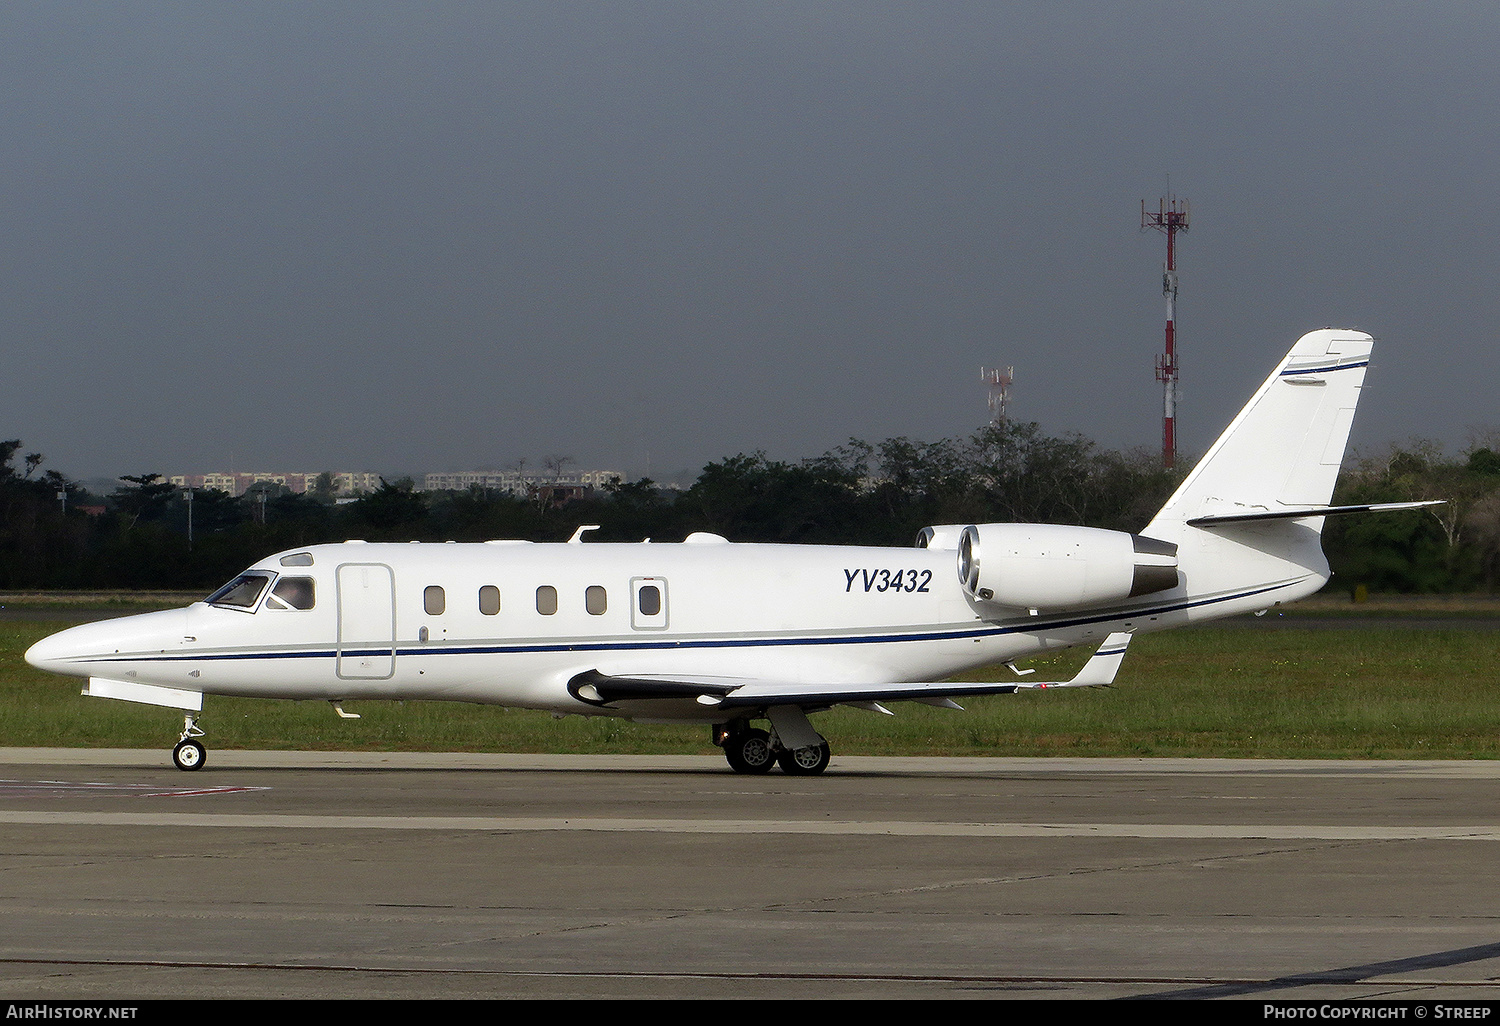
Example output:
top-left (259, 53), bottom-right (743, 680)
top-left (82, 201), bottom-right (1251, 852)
top-left (777, 742), bottom-right (830, 776)
top-left (723, 728), bottom-right (776, 774)
top-left (172, 739), bottom-right (206, 771)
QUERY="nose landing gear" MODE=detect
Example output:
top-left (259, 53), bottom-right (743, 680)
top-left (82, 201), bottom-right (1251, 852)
top-left (172, 714), bottom-right (207, 771)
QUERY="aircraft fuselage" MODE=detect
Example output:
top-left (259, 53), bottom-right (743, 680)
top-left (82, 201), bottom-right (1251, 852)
top-left (25, 531), bottom-right (1320, 723)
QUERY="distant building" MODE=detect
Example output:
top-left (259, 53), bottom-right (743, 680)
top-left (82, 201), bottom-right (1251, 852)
top-left (169, 471), bottom-right (382, 498)
top-left (422, 469), bottom-right (526, 494)
top-left (332, 472), bottom-right (383, 496)
top-left (575, 470), bottom-right (626, 489)
top-left (422, 468), bottom-right (623, 496)
top-left (169, 467), bottom-right (623, 501)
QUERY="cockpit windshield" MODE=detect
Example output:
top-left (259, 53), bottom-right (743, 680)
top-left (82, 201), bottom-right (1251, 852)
top-left (206, 572), bottom-right (273, 609)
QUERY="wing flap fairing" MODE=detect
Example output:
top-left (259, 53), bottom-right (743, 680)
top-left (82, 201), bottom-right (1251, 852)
top-left (567, 633), bottom-right (1133, 711)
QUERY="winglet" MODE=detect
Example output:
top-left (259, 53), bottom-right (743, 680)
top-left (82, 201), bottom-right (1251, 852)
top-left (1015, 632), bottom-right (1132, 690)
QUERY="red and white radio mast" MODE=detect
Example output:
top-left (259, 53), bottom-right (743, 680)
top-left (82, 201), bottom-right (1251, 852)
top-left (980, 365), bottom-right (1014, 427)
top-left (1141, 195), bottom-right (1190, 469)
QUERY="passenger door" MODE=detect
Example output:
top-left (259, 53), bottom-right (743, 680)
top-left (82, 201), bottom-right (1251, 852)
top-left (337, 563), bottom-right (396, 679)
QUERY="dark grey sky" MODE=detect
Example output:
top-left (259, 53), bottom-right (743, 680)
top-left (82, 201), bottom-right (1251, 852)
top-left (5, 1), bottom-right (1496, 484)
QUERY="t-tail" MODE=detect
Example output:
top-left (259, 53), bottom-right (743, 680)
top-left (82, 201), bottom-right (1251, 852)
top-left (1143, 328), bottom-right (1436, 620)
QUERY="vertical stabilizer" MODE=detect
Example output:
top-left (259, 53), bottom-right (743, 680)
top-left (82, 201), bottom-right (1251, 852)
top-left (1141, 329), bottom-right (1373, 616)
top-left (1147, 329), bottom-right (1372, 537)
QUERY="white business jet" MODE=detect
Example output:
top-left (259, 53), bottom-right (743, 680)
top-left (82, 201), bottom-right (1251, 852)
top-left (26, 329), bottom-right (1436, 773)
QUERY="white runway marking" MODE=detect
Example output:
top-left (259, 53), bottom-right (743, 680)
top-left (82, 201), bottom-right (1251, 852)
top-left (0, 778), bottom-right (271, 797)
top-left (2, 809), bottom-right (1499, 840)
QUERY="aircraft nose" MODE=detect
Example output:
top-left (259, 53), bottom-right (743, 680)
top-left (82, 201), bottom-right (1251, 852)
top-left (25, 609), bottom-right (191, 678)
top-left (25, 629), bottom-right (83, 675)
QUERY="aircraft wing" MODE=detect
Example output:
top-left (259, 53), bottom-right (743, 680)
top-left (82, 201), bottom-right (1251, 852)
top-left (567, 633), bottom-right (1132, 710)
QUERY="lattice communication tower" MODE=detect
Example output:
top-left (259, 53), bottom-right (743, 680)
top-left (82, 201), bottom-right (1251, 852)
top-left (1141, 195), bottom-right (1190, 468)
top-left (980, 365), bottom-right (1014, 427)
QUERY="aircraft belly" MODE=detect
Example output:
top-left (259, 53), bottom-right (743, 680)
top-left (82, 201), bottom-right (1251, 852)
top-left (96, 612), bottom-right (1171, 709)
top-left (188, 656), bottom-right (345, 700)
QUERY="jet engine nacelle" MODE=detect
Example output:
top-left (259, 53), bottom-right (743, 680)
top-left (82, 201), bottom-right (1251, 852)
top-left (955, 523), bottom-right (1178, 612)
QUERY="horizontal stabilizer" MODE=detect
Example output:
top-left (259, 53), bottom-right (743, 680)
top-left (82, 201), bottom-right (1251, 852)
top-left (566, 633), bottom-right (1133, 710)
top-left (1187, 500), bottom-right (1444, 527)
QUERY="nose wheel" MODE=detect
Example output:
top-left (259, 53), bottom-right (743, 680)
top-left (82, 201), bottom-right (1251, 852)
top-left (172, 715), bottom-right (207, 771)
top-left (173, 739), bottom-right (206, 771)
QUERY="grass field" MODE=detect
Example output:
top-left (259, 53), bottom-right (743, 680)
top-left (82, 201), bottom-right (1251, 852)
top-left (1, 598), bottom-right (1496, 759)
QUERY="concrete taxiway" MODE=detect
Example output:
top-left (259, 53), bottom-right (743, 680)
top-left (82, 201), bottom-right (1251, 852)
top-left (2, 749), bottom-right (1499, 1000)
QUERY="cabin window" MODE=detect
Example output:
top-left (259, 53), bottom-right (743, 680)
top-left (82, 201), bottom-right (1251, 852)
top-left (424, 586), bottom-right (446, 616)
top-left (585, 586), bottom-right (607, 615)
top-left (206, 572), bottom-right (272, 610)
top-left (266, 577), bottom-right (315, 611)
top-left (536, 586), bottom-right (557, 615)
top-left (478, 586), bottom-right (500, 616)
top-left (637, 585), bottom-right (661, 617)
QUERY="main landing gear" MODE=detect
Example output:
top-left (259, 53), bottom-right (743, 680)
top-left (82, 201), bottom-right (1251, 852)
top-left (172, 714), bottom-right (207, 771)
top-left (715, 722), bottom-right (831, 776)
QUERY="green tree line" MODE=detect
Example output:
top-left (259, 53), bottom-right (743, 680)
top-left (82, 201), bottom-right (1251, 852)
top-left (2, 428), bottom-right (1495, 594)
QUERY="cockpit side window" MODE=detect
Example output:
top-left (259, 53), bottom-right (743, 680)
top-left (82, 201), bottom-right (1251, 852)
top-left (206, 572), bottom-right (273, 610)
top-left (266, 576), bottom-right (316, 611)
